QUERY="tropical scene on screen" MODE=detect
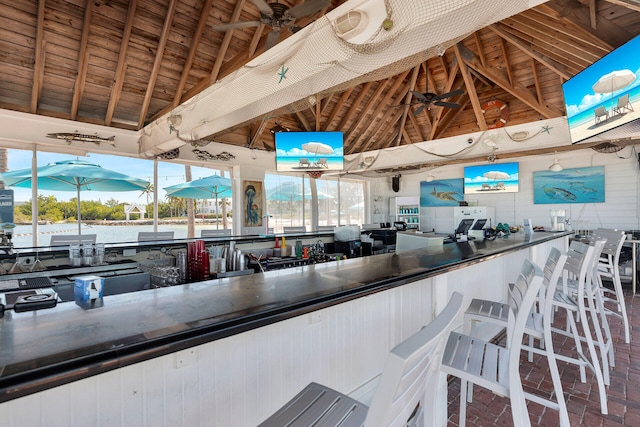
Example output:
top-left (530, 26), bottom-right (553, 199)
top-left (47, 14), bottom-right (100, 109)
top-left (463, 162), bottom-right (519, 194)
top-left (275, 131), bottom-right (344, 171)
top-left (562, 35), bottom-right (640, 143)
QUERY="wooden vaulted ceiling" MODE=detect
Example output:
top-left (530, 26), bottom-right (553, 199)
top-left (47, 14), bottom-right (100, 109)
top-left (1, 0), bottom-right (639, 159)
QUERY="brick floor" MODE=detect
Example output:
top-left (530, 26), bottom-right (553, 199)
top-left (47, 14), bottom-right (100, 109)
top-left (446, 288), bottom-right (639, 426)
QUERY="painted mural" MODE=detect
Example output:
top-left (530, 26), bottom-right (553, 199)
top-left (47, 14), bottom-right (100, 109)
top-left (533, 166), bottom-right (605, 204)
top-left (420, 178), bottom-right (464, 207)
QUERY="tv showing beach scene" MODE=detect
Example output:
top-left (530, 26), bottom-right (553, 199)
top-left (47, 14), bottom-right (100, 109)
top-left (562, 35), bottom-right (640, 144)
top-left (275, 131), bottom-right (344, 172)
top-left (464, 162), bottom-right (519, 194)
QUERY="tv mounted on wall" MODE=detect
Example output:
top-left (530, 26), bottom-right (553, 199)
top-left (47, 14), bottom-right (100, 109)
top-left (463, 162), bottom-right (519, 194)
top-left (274, 131), bottom-right (344, 172)
top-left (562, 35), bottom-right (640, 144)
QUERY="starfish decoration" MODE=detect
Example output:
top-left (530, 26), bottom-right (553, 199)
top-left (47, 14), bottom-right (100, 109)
top-left (542, 125), bottom-right (552, 134)
top-left (277, 65), bottom-right (288, 83)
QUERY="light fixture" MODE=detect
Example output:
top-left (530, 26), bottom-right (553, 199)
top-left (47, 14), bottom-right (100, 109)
top-left (270, 123), bottom-right (290, 134)
top-left (425, 174), bottom-right (435, 182)
top-left (549, 155), bottom-right (563, 172)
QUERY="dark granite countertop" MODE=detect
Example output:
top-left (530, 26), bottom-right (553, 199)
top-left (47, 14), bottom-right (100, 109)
top-left (0, 231), bottom-right (568, 402)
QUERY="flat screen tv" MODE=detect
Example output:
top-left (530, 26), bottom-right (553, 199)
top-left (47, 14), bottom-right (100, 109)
top-left (463, 162), bottom-right (519, 194)
top-left (562, 35), bottom-right (640, 144)
top-left (274, 131), bottom-right (344, 172)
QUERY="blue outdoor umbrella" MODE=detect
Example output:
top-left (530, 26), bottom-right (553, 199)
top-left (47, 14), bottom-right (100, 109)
top-left (0, 159), bottom-right (150, 234)
top-left (163, 175), bottom-right (233, 229)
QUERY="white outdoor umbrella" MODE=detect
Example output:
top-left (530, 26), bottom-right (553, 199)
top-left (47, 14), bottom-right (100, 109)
top-left (592, 69), bottom-right (636, 94)
top-left (301, 142), bottom-right (334, 155)
top-left (483, 171), bottom-right (509, 180)
top-left (592, 69), bottom-right (636, 109)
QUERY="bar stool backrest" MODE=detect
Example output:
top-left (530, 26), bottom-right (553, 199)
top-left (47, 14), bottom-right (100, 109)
top-left (364, 292), bottom-right (464, 427)
top-left (201, 229), bottom-right (231, 237)
top-left (593, 228), bottom-right (626, 272)
top-left (137, 231), bottom-right (174, 241)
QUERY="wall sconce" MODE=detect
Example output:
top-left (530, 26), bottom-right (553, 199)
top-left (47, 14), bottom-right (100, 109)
top-left (549, 156), bottom-right (563, 172)
top-left (425, 173), bottom-right (435, 182)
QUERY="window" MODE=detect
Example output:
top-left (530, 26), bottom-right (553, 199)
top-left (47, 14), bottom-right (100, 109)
top-left (265, 173), bottom-right (366, 232)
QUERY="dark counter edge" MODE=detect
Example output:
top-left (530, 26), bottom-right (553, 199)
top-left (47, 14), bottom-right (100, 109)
top-left (0, 232), bottom-right (569, 403)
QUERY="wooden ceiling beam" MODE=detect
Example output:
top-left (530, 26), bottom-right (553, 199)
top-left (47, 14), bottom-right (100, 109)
top-left (30, 0), bottom-right (46, 114)
top-left (589, 0), bottom-right (597, 29)
top-left (406, 107), bottom-right (427, 142)
top-left (429, 62), bottom-right (461, 139)
top-left (70, 0), bottom-right (94, 121)
top-left (105, 0), bottom-right (137, 126)
top-left (248, 24), bottom-right (267, 57)
top-left (489, 23), bottom-right (573, 80)
top-left (352, 74), bottom-right (414, 152)
top-left (604, 0), bottom-right (640, 12)
top-left (335, 81), bottom-right (373, 137)
top-left (454, 44), bottom-right (487, 131)
top-left (361, 108), bottom-right (404, 152)
top-left (431, 97), bottom-right (472, 140)
top-left (531, 58), bottom-right (542, 103)
top-left (394, 65), bottom-right (421, 146)
top-left (457, 43), bottom-right (561, 119)
top-left (349, 71), bottom-right (410, 151)
top-left (542, 0), bottom-right (632, 48)
top-left (170, 0), bottom-right (215, 111)
top-left (294, 110), bottom-right (312, 132)
top-left (472, 32), bottom-right (486, 68)
top-left (502, 16), bottom-right (602, 66)
top-left (525, 5), bottom-right (613, 49)
top-left (211, 0), bottom-right (247, 82)
top-left (498, 36), bottom-right (514, 87)
top-left (137, 0), bottom-right (178, 128)
top-left (345, 79), bottom-right (393, 150)
top-left (315, 95), bottom-right (321, 130)
top-left (325, 88), bottom-right (353, 130)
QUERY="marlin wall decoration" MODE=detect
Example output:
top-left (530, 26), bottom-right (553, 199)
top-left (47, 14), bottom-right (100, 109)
top-left (46, 131), bottom-right (116, 146)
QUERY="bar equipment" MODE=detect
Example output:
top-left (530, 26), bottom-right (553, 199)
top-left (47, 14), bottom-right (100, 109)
top-left (549, 209), bottom-right (566, 231)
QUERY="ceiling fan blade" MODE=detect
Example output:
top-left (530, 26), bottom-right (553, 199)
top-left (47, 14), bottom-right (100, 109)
top-left (434, 101), bottom-right (460, 109)
top-left (265, 28), bottom-right (281, 50)
top-left (411, 91), bottom-right (427, 102)
top-left (250, 0), bottom-right (274, 15)
top-left (287, 0), bottom-right (331, 19)
top-left (414, 104), bottom-right (427, 115)
top-left (212, 20), bottom-right (262, 31)
top-left (436, 89), bottom-right (464, 100)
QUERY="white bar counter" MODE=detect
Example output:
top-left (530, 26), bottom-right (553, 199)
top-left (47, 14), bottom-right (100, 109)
top-left (0, 232), bottom-right (568, 426)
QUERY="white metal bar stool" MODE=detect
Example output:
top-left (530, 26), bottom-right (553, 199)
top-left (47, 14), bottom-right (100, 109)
top-left (593, 228), bottom-right (630, 344)
top-left (552, 239), bottom-right (609, 414)
top-left (258, 292), bottom-right (465, 427)
top-left (461, 248), bottom-right (570, 426)
top-left (441, 259), bottom-right (545, 427)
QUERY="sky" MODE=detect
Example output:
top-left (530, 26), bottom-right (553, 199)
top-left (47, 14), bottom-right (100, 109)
top-left (3, 149), bottom-right (223, 204)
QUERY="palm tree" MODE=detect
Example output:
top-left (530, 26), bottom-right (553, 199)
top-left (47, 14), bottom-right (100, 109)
top-left (138, 183), bottom-right (154, 219)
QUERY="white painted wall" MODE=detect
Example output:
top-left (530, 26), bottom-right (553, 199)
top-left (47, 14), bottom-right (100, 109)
top-left (369, 146), bottom-right (640, 234)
